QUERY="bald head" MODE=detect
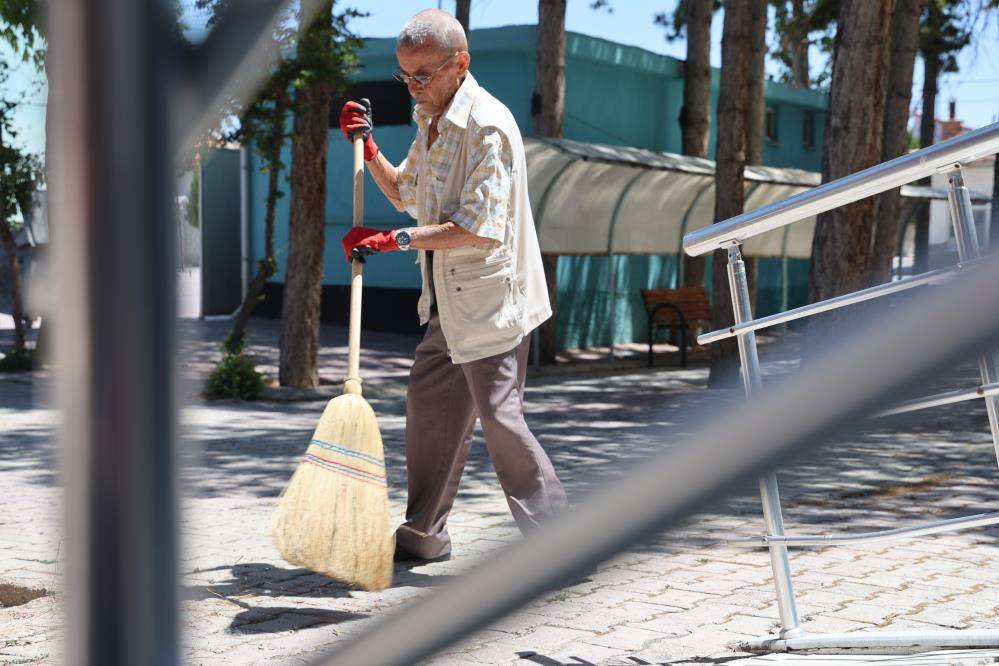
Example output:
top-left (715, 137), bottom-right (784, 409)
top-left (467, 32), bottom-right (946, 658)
top-left (397, 9), bottom-right (468, 57)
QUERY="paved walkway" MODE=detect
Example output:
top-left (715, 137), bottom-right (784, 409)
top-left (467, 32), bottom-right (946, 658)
top-left (2, 320), bottom-right (999, 665)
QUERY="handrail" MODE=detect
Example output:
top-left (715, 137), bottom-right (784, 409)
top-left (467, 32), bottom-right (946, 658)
top-left (683, 121), bottom-right (999, 257)
top-left (697, 264), bottom-right (965, 345)
top-left (319, 252), bottom-right (999, 666)
top-left (732, 511), bottom-right (999, 547)
top-left (876, 381), bottom-right (999, 417)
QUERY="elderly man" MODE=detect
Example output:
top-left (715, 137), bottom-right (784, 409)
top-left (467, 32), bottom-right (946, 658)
top-left (339, 9), bottom-right (567, 562)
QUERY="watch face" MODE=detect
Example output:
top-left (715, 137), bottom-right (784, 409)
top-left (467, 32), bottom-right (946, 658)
top-left (397, 230), bottom-right (412, 248)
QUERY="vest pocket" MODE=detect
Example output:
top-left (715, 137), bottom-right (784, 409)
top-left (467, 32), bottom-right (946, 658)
top-left (448, 262), bottom-right (519, 333)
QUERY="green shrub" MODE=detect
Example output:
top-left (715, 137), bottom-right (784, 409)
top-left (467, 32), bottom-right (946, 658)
top-left (0, 348), bottom-right (34, 373)
top-left (204, 350), bottom-right (263, 400)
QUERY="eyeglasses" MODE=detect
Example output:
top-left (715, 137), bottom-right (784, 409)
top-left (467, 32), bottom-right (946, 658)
top-left (393, 52), bottom-right (461, 86)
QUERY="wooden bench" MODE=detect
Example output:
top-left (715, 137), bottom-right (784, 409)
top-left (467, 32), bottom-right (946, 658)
top-left (640, 287), bottom-right (712, 367)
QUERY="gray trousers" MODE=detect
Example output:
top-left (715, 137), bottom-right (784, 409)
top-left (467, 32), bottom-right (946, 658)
top-left (395, 314), bottom-right (568, 559)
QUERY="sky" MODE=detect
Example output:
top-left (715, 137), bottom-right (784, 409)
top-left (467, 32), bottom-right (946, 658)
top-left (4, 0), bottom-right (999, 157)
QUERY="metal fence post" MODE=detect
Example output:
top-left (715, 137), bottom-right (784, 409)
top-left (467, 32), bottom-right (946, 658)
top-left (726, 245), bottom-right (802, 638)
top-left (946, 169), bottom-right (999, 467)
top-left (50, 2), bottom-right (180, 664)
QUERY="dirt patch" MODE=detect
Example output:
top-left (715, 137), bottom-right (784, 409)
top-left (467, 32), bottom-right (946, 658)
top-left (0, 583), bottom-right (48, 608)
top-left (787, 474), bottom-right (955, 508)
top-left (838, 473), bottom-right (954, 500)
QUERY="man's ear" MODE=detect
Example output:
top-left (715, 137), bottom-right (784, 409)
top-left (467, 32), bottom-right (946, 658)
top-left (456, 51), bottom-right (471, 76)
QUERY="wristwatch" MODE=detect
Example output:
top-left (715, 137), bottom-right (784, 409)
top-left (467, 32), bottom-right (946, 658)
top-left (396, 228), bottom-right (412, 250)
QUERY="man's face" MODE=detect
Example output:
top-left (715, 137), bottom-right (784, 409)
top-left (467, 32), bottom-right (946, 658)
top-left (396, 46), bottom-right (470, 116)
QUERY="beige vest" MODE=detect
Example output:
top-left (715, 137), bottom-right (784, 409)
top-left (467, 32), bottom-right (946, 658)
top-left (414, 77), bottom-right (551, 364)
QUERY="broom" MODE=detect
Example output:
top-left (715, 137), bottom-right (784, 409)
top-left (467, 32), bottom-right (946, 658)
top-left (271, 131), bottom-right (393, 591)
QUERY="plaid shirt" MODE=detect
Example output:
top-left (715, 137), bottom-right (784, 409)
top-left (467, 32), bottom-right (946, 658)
top-left (396, 73), bottom-right (511, 245)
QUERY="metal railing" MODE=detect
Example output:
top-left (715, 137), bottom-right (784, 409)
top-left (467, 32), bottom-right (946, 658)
top-left (682, 122), bottom-right (999, 653)
top-left (51, 2), bottom-right (999, 663)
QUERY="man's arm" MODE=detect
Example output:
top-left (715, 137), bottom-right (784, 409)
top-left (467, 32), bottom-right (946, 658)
top-left (366, 152), bottom-right (405, 212)
top-left (406, 221), bottom-right (484, 250)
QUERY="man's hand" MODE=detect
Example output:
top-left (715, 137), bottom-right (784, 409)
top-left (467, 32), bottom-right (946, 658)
top-left (338, 98), bottom-right (379, 162)
top-left (341, 227), bottom-right (399, 263)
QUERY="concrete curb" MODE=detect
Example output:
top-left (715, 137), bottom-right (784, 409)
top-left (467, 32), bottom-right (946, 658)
top-left (258, 380), bottom-right (409, 403)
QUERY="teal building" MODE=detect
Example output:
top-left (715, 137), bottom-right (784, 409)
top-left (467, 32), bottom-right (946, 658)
top-left (248, 25), bottom-right (828, 349)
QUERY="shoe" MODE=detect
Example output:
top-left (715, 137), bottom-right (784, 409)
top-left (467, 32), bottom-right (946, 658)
top-left (393, 545), bottom-right (452, 564)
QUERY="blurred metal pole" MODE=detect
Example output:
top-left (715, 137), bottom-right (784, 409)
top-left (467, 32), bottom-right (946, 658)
top-left (50, 1), bottom-right (179, 665)
top-left (726, 245), bottom-right (801, 638)
top-left (316, 251), bottom-right (999, 666)
top-left (46, 1), bottom-right (330, 663)
top-left (947, 169), bottom-right (999, 467)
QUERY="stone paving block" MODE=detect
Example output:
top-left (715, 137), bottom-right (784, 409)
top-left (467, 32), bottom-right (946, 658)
top-left (478, 625), bottom-right (598, 655)
top-left (608, 577), bottom-right (672, 596)
top-left (614, 600), bottom-right (679, 623)
top-left (697, 588), bottom-right (772, 611)
top-left (541, 640), bottom-right (628, 665)
top-left (641, 587), bottom-right (717, 609)
top-left (804, 613), bottom-right (877, 634)
top-left (583, 625), bottom-right (673, 651)
top-left (583, 566), bottom-right (643, 586)
top-left (715, 613), bottom-right (779, 637)
top-left (423, 655), bottom-right (488, 666)
top-left (716, 564), bottom-right (773, 585)
top-left (622, 556), bottom-right (695, 575)
top-left (879, 615), bottom-right (959, 632)
top-left (486, 611), bottom-right (551, 636)
top-left (573, 587), bottom-right (642, 607)
top-left (938, 587), bottom-right (999, 614)
top-left (823, 602), bottom-right (899, 625)
top-left (674, 575), bottom-right (749, 596)
top-left (954, 563), bottom-right (999, 583)
top-left (631, 603), bottom-right (749, 634)
top-left (921, 573), bottom-right (987, 593)
top-left (788, 569), bottom-right (848, 588)
top-left (902, 604), bottom-right (976, 628)
top-left (669, 626), bottom-right (758, 653)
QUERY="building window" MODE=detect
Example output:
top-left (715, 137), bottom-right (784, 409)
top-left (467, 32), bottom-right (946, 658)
top-left (765, 106), bottom-right (778, 143)
top-left (330, 80), bottom-right (412, 129)
top-left (803, 111), bottom-right (814, 149)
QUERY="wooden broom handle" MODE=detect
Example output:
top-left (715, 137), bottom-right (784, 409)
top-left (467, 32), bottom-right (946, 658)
top-left (344, 137), bottom-right (364, 395)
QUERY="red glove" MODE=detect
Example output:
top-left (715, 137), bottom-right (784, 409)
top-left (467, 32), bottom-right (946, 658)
top-left (341, 227), bottom-right (399, 263)
top-left (339, 98), bottom-right (379, 162)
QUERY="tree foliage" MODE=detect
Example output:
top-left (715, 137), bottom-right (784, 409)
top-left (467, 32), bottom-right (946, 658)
top-left (0, 0), bottom-right (43, 69)
top-left (770, 0), bottom-right (838, 88)
top-left (919, 0), bottom-right (972, 71)
top-left (195, 1), bottom-right (363, 376)
top-left (654, 0), bottom-right (722, 41)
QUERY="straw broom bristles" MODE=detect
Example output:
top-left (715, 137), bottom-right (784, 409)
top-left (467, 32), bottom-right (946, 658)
top-left (271, 131), bottom-right (393, 592)
top-left (272, 392), bottom-right (393, 591)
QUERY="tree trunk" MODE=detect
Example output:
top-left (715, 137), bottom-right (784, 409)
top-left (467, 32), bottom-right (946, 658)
top-left (227, 128), bottom-right (283, 352)
top-left (0, 220), bottom-right (26, 353)
top-left (681, 0), bottom-right (712, 158)
top-left (914, 52), bottom-right (939, 274)
top-left (680, 0), bottom-right (713, 289)
top-left (806, 0), bottom-right (893, 352)
top-left (745, 0), bottom-right (767, 166)
top-left (789, 0), bottom-right (810, 88)
top-left (870, 0), bottom-right (923, 285)
top-left (279, 4), bottom-right (334, 388)
top-left (743, 0), bottom-right (767, 308)
top-left (533, 0), bottom-right (566, 365)
top-left (677, 0), bottom-right (714, 287)
top-left (708, 0), bottom-right (752, 389)
top-left (456, 0), bottom-right (471, 44)
top-left (991, 155), bottom-right (999, 251)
